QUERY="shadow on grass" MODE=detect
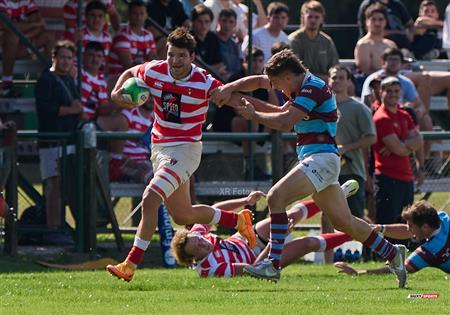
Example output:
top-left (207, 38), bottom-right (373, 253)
top-left (0, 255), bottom-right (48, 273)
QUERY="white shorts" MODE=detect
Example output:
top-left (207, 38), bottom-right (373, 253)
top-left (298, 153), bottom-right (340, 192)
top-left (39, 145), bottom-right (75, 180)
top-left (149, 142), bottom-right (202, 200)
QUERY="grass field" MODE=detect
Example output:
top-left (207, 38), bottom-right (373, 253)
top-left (0, 256), bottom-right (448, 315)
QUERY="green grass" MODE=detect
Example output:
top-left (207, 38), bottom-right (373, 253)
top-left (0, 257), bottom-right (448, 315)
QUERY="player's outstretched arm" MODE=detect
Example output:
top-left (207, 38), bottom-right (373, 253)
top-left (111, 65), bottom-right (141, 108)
top-left (212, 191), bottom-right (266, 211)
top-left (372, 223), bottom-right (413, 240)
top-left (334, 262), bottom-right (391, 275)
top-left (210, 75), bottom-right (271, 107)
top-left (237, 98), bottom-right (304, 131)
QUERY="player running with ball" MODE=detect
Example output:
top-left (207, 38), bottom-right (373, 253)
top-left (106, 28), bottom-right (255, 282)
top-left (211, 49), bottom-right (408, 287)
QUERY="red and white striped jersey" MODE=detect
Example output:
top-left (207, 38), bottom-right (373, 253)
top-left (122, 107), bottom-right (154, 161)
top-left (64, 27), bottom-right (112, 55)
top-left (108, 25), bottom-right (156, 75)
top-left (81, 70), bottom-right (108, 120)
top-left (136, 60), bottom-right (222, 146)
top-left (0, 0), bottom-right (38, 20)
top-left (63, 0), bottom-right (114, 29)
top-left (190, 224), bottom-right (256, 277)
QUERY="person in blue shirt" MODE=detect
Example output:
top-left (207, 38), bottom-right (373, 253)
top-left (210, 49), bottom-right (407, 286)
top-left (336, 200), bottom-right (450, 275)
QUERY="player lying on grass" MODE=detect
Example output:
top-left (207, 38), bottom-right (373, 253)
top-left (335, 200), bottom-right (450, 275)
top-left (171, 180), bottom-right (358, 278)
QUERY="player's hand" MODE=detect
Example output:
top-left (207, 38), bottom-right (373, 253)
top-left (379, 146), bottom-right (391, 156)
top-left (111, 86), bottom-right (136, 109)
top-left (236, 98), bottom-right (256, 120)
top-left (415, 169), bottom-right (425, 187)
top-left (245, 191), bottom-right (266, 206)
top-left (210, 85), bottom-right (234, 107)
top-left (334, 262), bottom-right (359, 276)
top-left (70, 100), bottom-right (84, 115)
top-left (286, 218), bottom-right (295, 234)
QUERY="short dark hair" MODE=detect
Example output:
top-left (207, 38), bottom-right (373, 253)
top-left (401, 200), bottom-right (441, 229)
top-left (267, 2), bottom-right (289, 17)
top-left (419, 0), bottom-right (438, 12)
top-left (191, 4), bottom-right (214, 22)
top-left (329, 64), bottom-right (352, 80)
top-left (128, 0), bottom-right (146, 11)
top-left (364, 2), bottom-right (388, 21)
top-left (84, 41), bottom-right (105, 55)
top-left (218, 8), bottom-right (237, 20)
top-left (382, 47), bottom-right (404, 62)
top-left (167, 27), bottom-right (197, 54)
top-left (85, 0), bottom-right (107, 15)
top-left (271, 42), bottom-right (291, 56)
top-left (250, 47), bottom-right (264, 60)
top-left (264, 49), bottom-right (308, 77)
top-left (52, 40), bottom-right (76, 58)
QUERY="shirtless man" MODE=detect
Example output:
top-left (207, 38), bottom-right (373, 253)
top-left (355, 3), bottom-right (395, 75)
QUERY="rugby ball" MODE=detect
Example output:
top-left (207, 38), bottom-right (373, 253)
top-left (121, 77), bottom-right (150, 107)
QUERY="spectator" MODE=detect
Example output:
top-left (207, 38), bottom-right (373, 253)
top-left (108, 0), bottom-right (157, 88)
top-left (117, 102), bottom-right (155, 184)
top-left (442, 1), bottom-right (450, 57)
top-left (204, 0), bottom-right (246, 41)
top-left (358, 0), bottom-right (414, 56)
top-left (232, 0), bottom-right (268, 30)
top-left (216, 8), bottom-right (243, 80)
top-left (212, 47), bottom-right (276, 179)
top-left (80, 41), bottom-right (109, 121)
top-left (330, 65), bottom-right (377, 219)
top-left (413, 0), bottom-right (445, 60)
top-left (241, 2), bottom-right (290, 64)
top-left (372, 76), bottom-right (422, 226)
top-left (0, 0), bottom-right (53, 97)
top-left (355, 3), bottom-right (396, 76)
top-left (146, 0), bottom-right (191, 59)
top-left (35, 40), bottom-right (83, 245)
top-left (190, 4), bottom-right (226, 78)
top-left (63, 0), bottom-right (120, 33)
top-left (289, 0), bottom-right (339, 81)
top-left (64, 0), bottom-right (112, 56)
top-left (361, 48), bottom-right (427, 121)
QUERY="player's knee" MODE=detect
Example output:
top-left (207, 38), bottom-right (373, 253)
top-left (142, 189), bottom-right (162, 214)
top-left (267, 188), bottom-right (285, 210)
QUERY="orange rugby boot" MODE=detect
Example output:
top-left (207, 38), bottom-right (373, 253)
top-left (237, 209), bottom-right (256, 248)
top-left (106, 260), bottom-right (136, 282)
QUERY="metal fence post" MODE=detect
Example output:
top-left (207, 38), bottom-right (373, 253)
top-left (75, 130), bottom-right (85, 252)
top-left (4, 147), bottom-right (18, 255)
top-left (271, 131), bottom-right (283, 184)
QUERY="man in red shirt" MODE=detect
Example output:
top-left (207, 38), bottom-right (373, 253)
top-left (372, 76), bottom-right (422, 225)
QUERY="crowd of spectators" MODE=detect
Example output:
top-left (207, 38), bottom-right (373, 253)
top-left (0, 0), bottom-right (449, 249)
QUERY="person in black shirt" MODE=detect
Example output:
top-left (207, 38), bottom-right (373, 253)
top-left (191, 4), bottom-right (227, 78)
top-left (35, 40), bottom-right (82, 243)
top-left (146, 0), bottom-right (191, 58)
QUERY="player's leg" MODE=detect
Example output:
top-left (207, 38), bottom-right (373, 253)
top-left (280, 232), bottom-right (353, 268)
top-left (244, 166), bottom-right (316, 281)
top-left (313, 184), bottom-right (407, 287)
top-left (165, 180), bottom-right (256, 247)
top-left (254, 179), bottom-right (359, 243)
